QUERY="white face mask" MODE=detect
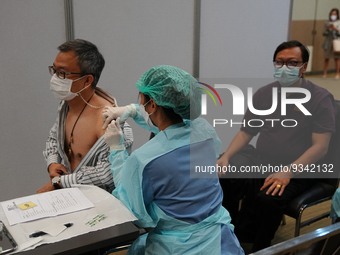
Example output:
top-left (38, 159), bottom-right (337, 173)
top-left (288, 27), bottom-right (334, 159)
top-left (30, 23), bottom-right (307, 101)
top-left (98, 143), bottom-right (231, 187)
top-left (50, 74), bottom-right (90, 101)
top-left (331, 15), bottom-right (337, 21)
top-left (273, 64), bottom-right (305, 87)
top-left (139, 100), bottom-right (156, 128)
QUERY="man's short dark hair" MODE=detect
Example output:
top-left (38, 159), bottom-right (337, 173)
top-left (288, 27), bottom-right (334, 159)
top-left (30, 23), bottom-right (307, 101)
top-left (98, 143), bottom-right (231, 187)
top-left (273, 40), bottom-right (309, 63)
top-left (58, 39), bottom-right (105, 88)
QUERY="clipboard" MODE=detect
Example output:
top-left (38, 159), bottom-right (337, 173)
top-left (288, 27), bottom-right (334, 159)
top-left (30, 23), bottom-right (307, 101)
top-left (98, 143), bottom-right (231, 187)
top-left (0, 221), bottom-right (18, 254)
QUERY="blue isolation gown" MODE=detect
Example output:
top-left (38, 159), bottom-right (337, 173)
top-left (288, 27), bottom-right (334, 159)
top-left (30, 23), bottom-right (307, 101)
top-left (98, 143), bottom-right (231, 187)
top-left (109, 109), bottom-right (244, 255)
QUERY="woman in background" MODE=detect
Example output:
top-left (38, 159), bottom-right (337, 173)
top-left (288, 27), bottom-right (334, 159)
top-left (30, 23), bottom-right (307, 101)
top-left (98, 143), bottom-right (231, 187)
top-left (322, 8), bottom-right (340, 78)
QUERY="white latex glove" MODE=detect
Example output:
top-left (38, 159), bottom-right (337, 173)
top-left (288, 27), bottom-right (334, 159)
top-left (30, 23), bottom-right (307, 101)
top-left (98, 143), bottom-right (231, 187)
top-left (102, 104), bottom-right (137, 129)
top-left (103, 118), bottom-right (125, 151)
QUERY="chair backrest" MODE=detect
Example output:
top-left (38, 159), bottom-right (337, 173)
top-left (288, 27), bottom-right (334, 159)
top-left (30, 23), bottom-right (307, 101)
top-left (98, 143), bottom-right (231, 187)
top-left (319, 99), bottom-right (340, 188)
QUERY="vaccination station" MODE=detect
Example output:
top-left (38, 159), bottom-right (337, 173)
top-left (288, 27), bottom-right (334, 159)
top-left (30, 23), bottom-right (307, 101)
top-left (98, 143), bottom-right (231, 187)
top-left (2, 0), bottom-right (340, 254)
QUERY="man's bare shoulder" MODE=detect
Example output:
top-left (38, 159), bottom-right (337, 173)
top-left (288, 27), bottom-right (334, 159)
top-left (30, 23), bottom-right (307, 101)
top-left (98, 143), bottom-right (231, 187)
top-left (90, 93), bottom-right (115, 139)
top-left (95, 87), bottom-right (116, 106)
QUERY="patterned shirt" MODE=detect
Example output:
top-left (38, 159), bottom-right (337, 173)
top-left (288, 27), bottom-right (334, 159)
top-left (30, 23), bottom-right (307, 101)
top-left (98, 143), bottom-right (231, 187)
top-left (43, 88), bottom-right (133, 193)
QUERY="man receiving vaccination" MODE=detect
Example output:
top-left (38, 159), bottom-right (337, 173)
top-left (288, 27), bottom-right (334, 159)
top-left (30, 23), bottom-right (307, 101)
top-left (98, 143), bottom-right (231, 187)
top-left (37, 39), bottom-right (132, 194)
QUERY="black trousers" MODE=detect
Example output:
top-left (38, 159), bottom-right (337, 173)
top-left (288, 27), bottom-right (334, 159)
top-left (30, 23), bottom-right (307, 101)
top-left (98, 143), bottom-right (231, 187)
top-left (219, 145), bottom-right (317, 252)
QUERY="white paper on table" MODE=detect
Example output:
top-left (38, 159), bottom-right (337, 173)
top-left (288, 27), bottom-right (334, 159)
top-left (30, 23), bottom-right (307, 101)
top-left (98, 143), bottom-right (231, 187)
top-left (0, 185), bottom-right (137, 254)
top-left (0, 188), bottom-right (94, 225)
top-left (18, 237), bottom-right (43, 251)
top-left (40, 222), bottom-right (68, 237)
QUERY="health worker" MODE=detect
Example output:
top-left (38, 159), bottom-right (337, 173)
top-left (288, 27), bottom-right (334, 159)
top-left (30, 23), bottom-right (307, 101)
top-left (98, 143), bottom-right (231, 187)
top-left (102, 65), bottom-right (244, 255)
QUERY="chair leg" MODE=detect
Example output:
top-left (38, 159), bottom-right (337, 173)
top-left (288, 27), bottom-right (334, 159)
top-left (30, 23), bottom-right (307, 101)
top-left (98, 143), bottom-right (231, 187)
top-left (295, 207), bottom-right (306, 237)
top-left (295, 219), bottom-right (300, 237)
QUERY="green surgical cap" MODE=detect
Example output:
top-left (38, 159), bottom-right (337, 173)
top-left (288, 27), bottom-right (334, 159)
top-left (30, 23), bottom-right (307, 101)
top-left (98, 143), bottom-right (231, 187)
top-left (136, 65), bottom-right (202, 120)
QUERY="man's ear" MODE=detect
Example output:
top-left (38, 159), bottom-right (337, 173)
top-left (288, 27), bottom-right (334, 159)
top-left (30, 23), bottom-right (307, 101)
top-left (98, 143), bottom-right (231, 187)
top-left (85, 74), bottom-right (94, 87)
top-left (301, 63), bottom-right (308, 74)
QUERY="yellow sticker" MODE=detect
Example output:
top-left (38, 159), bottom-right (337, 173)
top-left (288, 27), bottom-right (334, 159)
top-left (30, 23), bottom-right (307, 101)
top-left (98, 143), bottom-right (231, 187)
top-left (18, 202), bottom-right (37, 210)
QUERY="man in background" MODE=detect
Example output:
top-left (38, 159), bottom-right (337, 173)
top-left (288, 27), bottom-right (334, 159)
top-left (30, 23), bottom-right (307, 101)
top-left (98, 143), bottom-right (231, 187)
top-left (218, 40), bottom-right (336, 252)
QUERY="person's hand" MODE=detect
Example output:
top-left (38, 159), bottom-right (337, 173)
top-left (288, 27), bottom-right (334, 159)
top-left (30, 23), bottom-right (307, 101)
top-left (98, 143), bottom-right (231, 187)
top-left (104, 119), bottom-right (125, 151)
top-left (48, 163), bottom-right (68, 180)
top-left (102, 106), bottom-right (127, 129)
top-left (327, 23), bottom-right (334, 30)
top-left (102, 104), bottom-right (137, 129)
top-left (216, 153), bottom-right (229, 177)
top-left (260, 170), bottom-right (294, 196)
top-left (37, 182), bottom-right (55, 193)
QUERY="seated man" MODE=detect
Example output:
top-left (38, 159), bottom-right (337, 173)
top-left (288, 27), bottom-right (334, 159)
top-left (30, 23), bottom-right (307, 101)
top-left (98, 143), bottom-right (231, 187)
top-left (37, 39), bottom-right (132, 194)
top-left (218, 40), bottom-right (336, 252)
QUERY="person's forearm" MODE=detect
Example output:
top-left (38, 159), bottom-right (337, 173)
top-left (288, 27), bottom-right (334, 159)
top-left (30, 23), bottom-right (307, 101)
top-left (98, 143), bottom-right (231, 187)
top-left (289, 144), bottom-right (328, 172)
top-left (109, 150), bottom-right (129, 186)
top-left (60, 161), bottom-right (114, 192)
top-left (288, 132), bottom-right (331, 174)
top-left (221, 130), bottom-right (253, 160)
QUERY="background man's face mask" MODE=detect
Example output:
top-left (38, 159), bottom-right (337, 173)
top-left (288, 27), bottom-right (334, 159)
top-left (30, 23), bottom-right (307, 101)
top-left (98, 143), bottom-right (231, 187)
top-left (50, 74), bottom-right (90, 101)
top-left (273, 64), bottom-right (305, 87)
top-left (139, 100), bottom-right (156, 128)
top-left (331, 15), bottom-right (337, 21)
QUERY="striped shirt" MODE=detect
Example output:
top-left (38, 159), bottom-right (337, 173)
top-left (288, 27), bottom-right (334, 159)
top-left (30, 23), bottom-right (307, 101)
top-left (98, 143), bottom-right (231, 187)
top-left (43, 88), bottom-right (133, 193)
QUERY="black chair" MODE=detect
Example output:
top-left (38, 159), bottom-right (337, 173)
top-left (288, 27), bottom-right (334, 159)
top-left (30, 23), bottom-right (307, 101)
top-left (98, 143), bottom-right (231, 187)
top-left (250, 222), bottom-right (340, 255)
top-left (283, 100), bottom-right (340, 237)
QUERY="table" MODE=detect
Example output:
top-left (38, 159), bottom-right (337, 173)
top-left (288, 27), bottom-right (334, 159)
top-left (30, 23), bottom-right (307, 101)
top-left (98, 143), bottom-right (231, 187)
top-left (16, 222), bottom-right (139, 255)
top-left (0, 185), bottom-right (140, 255)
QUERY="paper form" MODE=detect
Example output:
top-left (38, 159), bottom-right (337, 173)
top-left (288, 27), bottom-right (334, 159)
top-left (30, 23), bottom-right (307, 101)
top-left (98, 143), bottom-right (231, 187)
top-left (0, 188), bottom-right (94, 225)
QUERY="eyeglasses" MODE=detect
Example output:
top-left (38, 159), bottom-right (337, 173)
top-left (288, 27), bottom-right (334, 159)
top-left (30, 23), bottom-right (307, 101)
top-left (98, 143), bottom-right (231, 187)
top-left (48, 66), bottom-right (83, 79)
top-left (273, 60), bottom-right (304, 69)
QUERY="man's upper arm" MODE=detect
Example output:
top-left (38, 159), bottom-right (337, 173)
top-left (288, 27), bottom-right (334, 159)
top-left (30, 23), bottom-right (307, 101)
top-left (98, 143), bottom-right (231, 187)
top-left (43, 122), bottom-right (61, 166)
top-left (312, 94), bottom-right (336, 134)
top-left (240, 86), bottom-right (265, 136)
top-left (312, 132), bottom-right (332, 154)
top-left (122, 121), bottom-right (133, 155)
top-left (310, 93), bottom-right (335, 157)
top-left (44, 101), bottom-right (65, 166)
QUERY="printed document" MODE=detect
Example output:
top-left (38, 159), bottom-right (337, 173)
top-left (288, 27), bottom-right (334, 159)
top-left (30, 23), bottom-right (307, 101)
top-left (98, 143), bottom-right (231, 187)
top-left (0, 188), bottom-right (94, 225)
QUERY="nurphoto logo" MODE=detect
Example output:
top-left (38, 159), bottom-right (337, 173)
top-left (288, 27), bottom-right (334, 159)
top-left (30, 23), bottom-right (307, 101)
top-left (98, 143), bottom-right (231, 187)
top-left (200, 83), bottom-right (312, 128)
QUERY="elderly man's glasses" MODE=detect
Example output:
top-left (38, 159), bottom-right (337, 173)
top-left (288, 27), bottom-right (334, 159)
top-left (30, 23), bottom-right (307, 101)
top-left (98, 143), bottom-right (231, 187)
top-left (273, 60), bottom-right (304, 69)
top-left (48, 66), bottom-right (83, 79)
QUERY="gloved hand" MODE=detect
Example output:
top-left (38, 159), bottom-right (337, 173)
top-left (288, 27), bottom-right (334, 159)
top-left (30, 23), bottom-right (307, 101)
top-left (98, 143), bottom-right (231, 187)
top-left (102, 104), bottom-right (137, 129)
top-left (103, 118), bottom-right (125, 151)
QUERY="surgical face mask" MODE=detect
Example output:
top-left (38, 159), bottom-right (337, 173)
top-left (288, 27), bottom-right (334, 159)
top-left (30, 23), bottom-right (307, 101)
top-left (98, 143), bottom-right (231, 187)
top-left (331, 15), bottom-right (337, 21)
top-left (139, 101), bottom-right (156, 128)
top-left (273, 64), bottom-right (305, 87)
top-left (50, 74), bottom-right (90, 101)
